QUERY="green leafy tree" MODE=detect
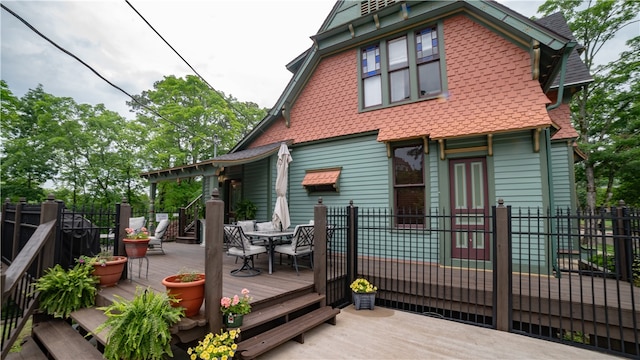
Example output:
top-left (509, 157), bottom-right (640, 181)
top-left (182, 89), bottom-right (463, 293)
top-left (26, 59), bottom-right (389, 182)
top-left (1, 84), bottom-right (70, 202)
top-left (127, 75), bottom-right (265, 207)
top-left (539, 0), bottom-right (640, 210)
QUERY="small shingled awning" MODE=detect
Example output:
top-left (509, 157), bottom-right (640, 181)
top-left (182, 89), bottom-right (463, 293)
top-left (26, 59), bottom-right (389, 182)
top-left (301, 168), bottom-right (341, 191)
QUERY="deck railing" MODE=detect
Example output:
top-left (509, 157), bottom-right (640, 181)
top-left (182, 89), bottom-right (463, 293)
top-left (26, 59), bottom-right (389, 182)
top-left (1, 196), bottom-right (58, 359)
top-left (325, 200), bottom-right (639, 357)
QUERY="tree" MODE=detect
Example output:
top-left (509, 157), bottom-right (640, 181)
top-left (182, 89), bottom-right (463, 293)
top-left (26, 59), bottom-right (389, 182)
top-left (0, 83), bottom-right (70, 201)
top-left (127, 75), bottom-right (266, 208)
top-left (539, 0), bottom-right (640, 210)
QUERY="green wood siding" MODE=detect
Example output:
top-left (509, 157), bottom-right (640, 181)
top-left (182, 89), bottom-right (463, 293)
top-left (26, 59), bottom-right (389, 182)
top-left (242, 158), bottom-right (272, 221)
top-left (493, 132), bottom-right (544, 208)
top-left (287, 134), bottom-right (389, 226)
top-left (550, 142), bottom-right (574, 210)
top-left (493, 132), bottom-right (547, 272)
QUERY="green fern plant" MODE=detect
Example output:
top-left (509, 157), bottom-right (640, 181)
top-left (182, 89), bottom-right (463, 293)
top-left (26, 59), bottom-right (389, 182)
top-left (234, 199), bottom-right (257, 220)
top-left (95, 287), bottom-right (184, 360)
top-left (32, 262), bottom-right (98, 319)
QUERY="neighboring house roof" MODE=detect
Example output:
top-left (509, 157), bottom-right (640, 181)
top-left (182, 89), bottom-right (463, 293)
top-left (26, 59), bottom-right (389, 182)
top-left (535, 13), bottom-right (593, 89)
top-left (234, 0), bottom-right (581, 152)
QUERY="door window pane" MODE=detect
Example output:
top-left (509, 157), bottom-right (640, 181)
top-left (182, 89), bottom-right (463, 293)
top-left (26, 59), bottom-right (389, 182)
top-left (454, 163), bottom-right (466, 209)
top-left (471, 162), bottom-right (484, 209)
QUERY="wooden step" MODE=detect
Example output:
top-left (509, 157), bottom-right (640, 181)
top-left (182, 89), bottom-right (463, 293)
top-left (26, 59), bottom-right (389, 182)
top-left (236, 306), bottom-right (340, 360)
top-left (71, 307), bottom-right (109, 347)
top-left (239, 292), bottom-right (325, 333)
top-left (32, 320), bottom-right (103, 360)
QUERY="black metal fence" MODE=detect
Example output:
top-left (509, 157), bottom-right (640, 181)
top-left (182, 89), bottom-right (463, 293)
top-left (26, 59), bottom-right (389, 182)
top-left (54, 202), bottom-right (121, 269)
top-left (325, 202), bottom-right (639, 358)
top-left (511, 205), bottom-right (639, 357)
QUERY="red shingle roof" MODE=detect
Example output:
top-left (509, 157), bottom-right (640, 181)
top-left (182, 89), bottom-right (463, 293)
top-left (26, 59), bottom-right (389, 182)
top-left (251, 14), bottom-right (569, 148)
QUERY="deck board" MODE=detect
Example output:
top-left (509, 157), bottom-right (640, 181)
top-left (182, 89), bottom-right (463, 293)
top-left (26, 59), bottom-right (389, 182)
top-left (120, 241), bottom-right (313, 304)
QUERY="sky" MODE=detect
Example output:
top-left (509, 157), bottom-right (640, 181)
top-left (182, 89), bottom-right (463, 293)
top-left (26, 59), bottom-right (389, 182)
top-left (1, 1), bottom-right (637, 120)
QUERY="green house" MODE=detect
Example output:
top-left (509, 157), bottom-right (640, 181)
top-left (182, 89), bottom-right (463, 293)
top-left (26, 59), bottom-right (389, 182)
top-left (142, 1), bottom-right (591, 270)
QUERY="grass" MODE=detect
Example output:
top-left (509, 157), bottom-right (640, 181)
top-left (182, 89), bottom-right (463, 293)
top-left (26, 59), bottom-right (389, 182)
top-left (9, 317), bottom-right (32, 353)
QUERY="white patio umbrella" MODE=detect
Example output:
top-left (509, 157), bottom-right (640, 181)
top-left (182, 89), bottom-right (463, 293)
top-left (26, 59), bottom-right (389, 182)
top-left (272, 143), bottom-right (292, 230)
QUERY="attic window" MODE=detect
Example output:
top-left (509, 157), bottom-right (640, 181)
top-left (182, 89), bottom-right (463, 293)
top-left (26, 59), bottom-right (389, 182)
top-left (302, 168), bottom-right (341, 193)
top-left (360, 0), bottom-right (399, 16)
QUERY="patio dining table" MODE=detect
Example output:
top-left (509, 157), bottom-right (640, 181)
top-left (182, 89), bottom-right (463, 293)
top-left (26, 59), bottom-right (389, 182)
top-left (244, 229), bottom-right (294, 274)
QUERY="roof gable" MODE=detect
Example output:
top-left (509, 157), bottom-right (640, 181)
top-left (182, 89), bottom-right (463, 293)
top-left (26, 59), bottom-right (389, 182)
top-left (235, 0), bottom-right (578, 152)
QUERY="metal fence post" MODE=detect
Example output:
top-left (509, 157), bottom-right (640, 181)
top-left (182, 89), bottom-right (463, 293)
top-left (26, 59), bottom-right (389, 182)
top-left (614, 200), bottom-right (632, 282)
top-left (493, 199), bottom-right (511, 331)
top-left (347, 200), bottom-right (357, 291)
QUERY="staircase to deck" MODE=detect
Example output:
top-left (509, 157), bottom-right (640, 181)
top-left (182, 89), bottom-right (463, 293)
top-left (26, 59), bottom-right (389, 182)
top-left (18, 284), bottom-right (339, 359)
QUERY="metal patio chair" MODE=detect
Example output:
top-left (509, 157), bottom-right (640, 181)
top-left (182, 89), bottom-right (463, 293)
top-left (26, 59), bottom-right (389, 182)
top-left (273, 224), bottom-right (314, 275)
top-left (224, 225), bottom-right (267, 277)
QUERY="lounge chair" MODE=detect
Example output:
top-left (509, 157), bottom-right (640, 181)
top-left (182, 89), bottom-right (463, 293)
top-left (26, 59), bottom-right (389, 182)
top-left (148, 219), bottom-right (169, 254)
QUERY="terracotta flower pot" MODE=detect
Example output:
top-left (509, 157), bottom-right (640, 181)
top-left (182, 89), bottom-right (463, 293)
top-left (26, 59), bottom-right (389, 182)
top-left (92, 256), bottom-right (128, 287)
top-left (123, 238), bottom-right (150, 258)
top-left (161, 273), bottom-right (205, 317)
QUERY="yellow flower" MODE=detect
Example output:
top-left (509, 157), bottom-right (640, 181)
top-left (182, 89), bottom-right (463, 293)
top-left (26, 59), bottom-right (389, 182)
top-left (189, 354), bottom-right (196, 360)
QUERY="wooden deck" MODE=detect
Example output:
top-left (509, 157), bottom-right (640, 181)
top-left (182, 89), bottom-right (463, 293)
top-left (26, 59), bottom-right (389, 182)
top-left (119, 241), bottom-right (314, 306)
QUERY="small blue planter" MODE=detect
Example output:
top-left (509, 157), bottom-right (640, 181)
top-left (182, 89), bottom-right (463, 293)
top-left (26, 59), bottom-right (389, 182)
top-left (352, 291), bottom-right (376, 310)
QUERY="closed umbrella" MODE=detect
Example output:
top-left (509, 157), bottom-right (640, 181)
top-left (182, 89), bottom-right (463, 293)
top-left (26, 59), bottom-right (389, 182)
top-left (272, 143), bottom-right (292, 230)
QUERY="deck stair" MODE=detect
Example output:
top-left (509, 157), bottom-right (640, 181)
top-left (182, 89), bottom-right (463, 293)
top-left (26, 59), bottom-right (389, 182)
top-left (30, 319), bottom-right (103, 360)
top-left (235, 292), bottom-right (340, 360)
top-left (21, 288), bottom-right (339, 359)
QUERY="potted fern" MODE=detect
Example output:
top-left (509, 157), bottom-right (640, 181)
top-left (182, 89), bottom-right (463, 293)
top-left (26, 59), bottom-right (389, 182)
top-left (32, 260), bottom-right (98, 319)
top-left (95, 287), bottom-right (184, 360)
top-left (234, 199), bottom-right (257, 221)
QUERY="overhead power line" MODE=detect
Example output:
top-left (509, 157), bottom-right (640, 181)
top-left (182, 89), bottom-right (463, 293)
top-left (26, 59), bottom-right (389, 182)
top-left (125, 0), bottom-right (251, 120)
top-left (0, 3), bottom-right (197, 137)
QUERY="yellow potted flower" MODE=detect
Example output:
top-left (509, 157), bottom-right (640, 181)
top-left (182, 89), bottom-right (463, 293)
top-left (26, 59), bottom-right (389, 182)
top-left (350, 278), bottom-right (377, 310)
top-left (187, 328), bottom-right (241, 360)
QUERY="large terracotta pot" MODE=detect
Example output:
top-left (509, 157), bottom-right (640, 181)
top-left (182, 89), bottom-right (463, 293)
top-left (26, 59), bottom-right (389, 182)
top-left (161, 273), bottom-right (205, 317)
top-left (123, 238), bottom-right (150, 258)
top-left (92, 256), bottom-right (127, 287)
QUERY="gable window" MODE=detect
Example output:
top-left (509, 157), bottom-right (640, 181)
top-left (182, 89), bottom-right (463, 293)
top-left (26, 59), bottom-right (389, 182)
top-left (362, 45), bottom-right (382, 107)
top-left (416, 26), bottom-right (441, 96)
top-left (360, 24), bottom-right (444, 109)
top-left (393, 143), bottom-right (425, 226)
top-left (388, 36), bottom-right (409, 102)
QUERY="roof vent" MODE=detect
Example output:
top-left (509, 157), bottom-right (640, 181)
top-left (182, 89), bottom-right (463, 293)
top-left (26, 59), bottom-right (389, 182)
top-left (361, 0), bottom-right (400, 16)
